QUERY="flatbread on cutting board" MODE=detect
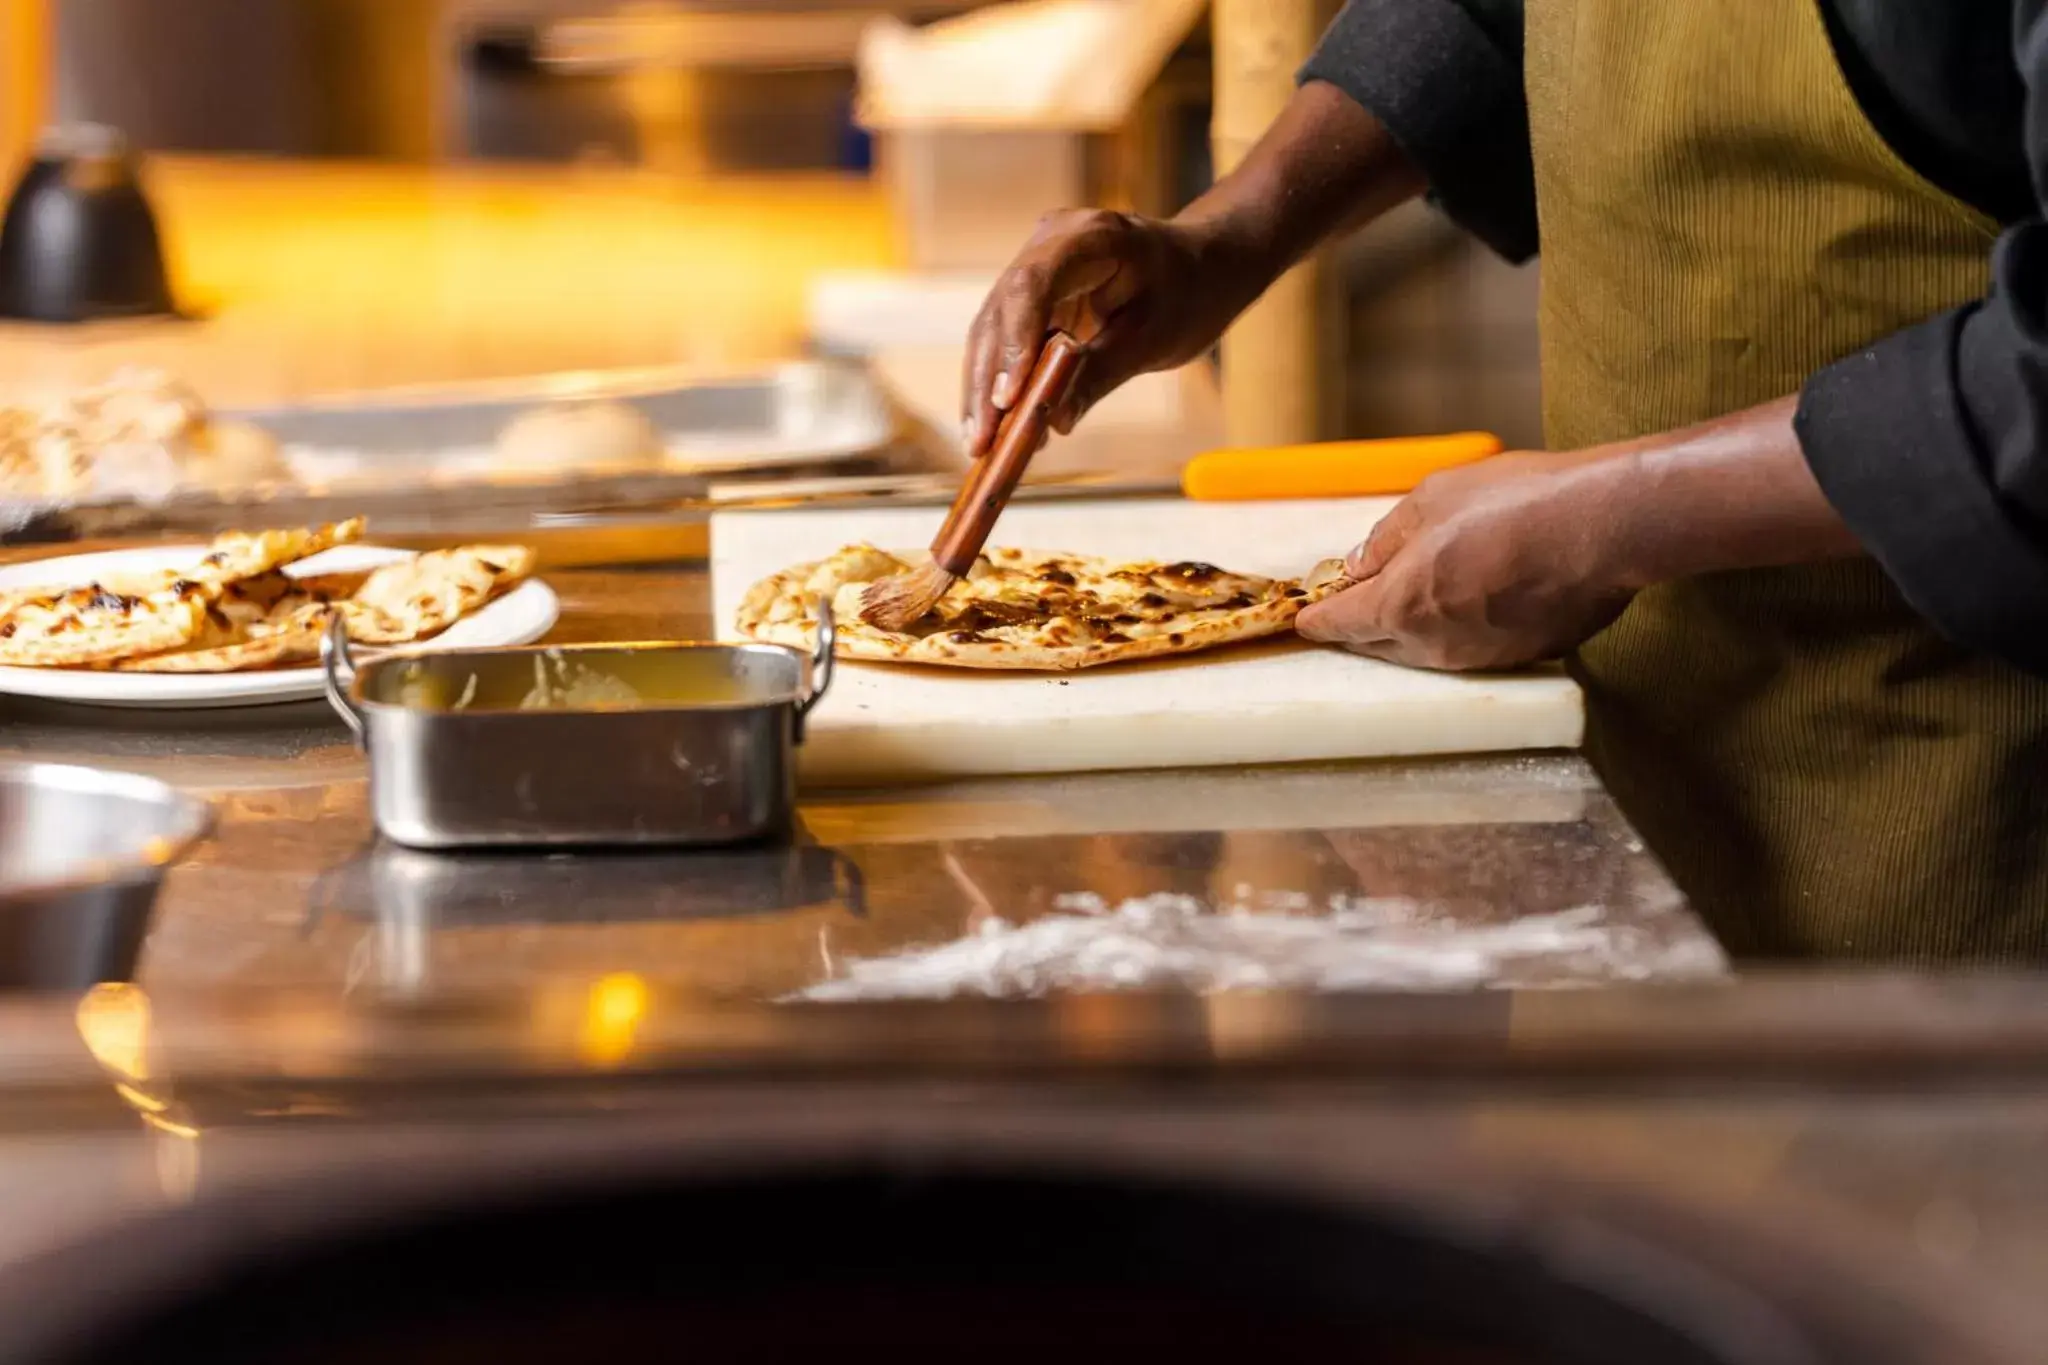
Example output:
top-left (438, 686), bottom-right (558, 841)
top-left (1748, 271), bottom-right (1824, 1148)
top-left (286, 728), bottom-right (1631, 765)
top-left (736, 544), bottom-right (1353, 671)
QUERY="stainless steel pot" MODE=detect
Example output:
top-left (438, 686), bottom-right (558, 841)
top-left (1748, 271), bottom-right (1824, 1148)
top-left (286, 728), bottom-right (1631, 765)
top-left (0, 762), bottom-right (213, 990)
top-left (321, 605), bottom-right (834, 851)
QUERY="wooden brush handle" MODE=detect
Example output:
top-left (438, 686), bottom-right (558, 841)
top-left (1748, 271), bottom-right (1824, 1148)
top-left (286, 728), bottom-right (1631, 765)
top-left (930, 332), bottom-right (1087, 574)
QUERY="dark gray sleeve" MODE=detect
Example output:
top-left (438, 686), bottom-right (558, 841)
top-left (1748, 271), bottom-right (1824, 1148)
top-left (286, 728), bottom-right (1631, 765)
top-left (1793, 0), bottom-right (2048, 674)
top-left (1296, 0), bottom-right (1536, 261)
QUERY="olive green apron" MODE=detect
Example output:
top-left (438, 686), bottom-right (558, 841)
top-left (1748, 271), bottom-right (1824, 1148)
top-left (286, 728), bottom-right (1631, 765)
top-left (1527, 0), bottom-right (2048, 960)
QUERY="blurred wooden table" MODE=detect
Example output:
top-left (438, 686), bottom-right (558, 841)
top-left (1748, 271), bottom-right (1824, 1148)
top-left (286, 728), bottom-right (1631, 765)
top-left (0, 156), bottom-right (899, 407)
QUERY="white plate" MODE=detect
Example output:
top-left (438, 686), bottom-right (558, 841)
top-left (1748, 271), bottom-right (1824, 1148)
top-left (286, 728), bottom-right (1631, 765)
top-left (0, 544), bottom-right (559, 709)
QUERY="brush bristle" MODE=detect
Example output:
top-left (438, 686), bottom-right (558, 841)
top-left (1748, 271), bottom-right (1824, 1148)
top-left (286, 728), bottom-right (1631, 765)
top-left (859, 562), bottom-right (957, 631)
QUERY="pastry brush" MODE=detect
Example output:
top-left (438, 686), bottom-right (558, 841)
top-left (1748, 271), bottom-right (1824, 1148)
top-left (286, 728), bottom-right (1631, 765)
top-left (859, 330), bottom-right (1087, 630)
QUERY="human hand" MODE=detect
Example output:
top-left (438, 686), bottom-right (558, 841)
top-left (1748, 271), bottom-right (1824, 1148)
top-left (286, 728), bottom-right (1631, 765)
top-left (960, 80), bottom-right (1428, 457)
top-left (1295, 396), bottom-right (1869, 670)
top-left (960, 210), bottom-right (1258, 455)
top-left (1294, 450), bottom-right (1642, 670)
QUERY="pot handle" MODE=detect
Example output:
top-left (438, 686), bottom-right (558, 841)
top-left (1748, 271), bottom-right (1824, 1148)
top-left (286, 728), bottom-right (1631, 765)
top-left (800, 595), bottom-right (836, 722)
top-left (320, 613), bottom-right (366, 746)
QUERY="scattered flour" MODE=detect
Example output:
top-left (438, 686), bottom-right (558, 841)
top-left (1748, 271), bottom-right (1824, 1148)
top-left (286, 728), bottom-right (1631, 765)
top-left (789, 893), bottom-right (1724, 1002)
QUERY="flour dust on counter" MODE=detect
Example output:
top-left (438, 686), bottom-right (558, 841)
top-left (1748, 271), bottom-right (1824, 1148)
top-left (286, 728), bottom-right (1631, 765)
top-left (789, 890), bottom-right (1728, 1000)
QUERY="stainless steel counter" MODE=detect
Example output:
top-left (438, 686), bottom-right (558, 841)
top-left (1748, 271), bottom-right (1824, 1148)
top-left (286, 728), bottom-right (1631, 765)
top-left (12, 553), bottom-right (2048, 1363)
top-left (3, 973), bottom-right (2048, 1361)
top-left (0, 561), bottom-right (1720, 1001)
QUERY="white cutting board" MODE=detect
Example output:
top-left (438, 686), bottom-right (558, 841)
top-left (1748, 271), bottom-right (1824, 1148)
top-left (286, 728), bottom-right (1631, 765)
top-left (711, 498), bottom-right (1584, 785)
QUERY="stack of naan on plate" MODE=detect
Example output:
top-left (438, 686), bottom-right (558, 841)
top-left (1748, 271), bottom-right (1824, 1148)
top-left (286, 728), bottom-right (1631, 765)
top-left (0, 518), bottom-right (536, 673)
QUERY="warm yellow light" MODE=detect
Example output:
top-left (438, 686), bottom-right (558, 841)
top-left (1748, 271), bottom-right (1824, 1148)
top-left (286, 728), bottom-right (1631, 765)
top-left (577, 971), bottom-right (649, 1068)
top-left (140, 1108), bottom-right (200, 1142)
top-left (113, 1081), bottom-right (167, 1116)
top-left (75, 982), bottom-right (152, 1083)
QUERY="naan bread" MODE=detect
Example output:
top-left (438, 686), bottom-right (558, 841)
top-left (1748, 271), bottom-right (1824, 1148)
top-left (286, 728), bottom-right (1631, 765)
top-left (108, 569), bottom-right (366, 672)
top-left (0, 517), bottom-right (366, 668)
top-left (0, 367), bottom-right (289, 498)
top-left (736, 544), bottom-right (1352, 671)
top-left (113, 603), bottom-right (333, 674)
top-left (496, 400), bottom-right (662, 469)
top-left (1, 372), bottom-right (198, 499)
top-left (176, 418), bottom-right (289, 490)
top-left (0, 583), bottom-right (212, 667)
top-left (0, 520), bottom-right (538, 673)
top-left (184, 517), bottom-right (364, 588)
top-left (338, 545), bottom-right (537, 645)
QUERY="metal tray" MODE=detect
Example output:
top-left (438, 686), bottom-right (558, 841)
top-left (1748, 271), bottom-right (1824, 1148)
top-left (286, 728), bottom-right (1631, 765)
top-left (321, 604), bottom-right (835, 851)
top-left (1, 361), bottom-right (906, 543)
top-left (239, 361), bottom-right (893, 481)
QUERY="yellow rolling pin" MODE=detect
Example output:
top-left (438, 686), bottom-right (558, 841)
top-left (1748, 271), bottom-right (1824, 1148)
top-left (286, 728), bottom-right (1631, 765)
top-left (1180, 432), bottom-right (1504, 500)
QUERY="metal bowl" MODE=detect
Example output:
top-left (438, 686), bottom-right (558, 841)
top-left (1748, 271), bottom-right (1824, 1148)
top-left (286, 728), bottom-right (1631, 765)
top-left (0, 763), bottom-right (213, 991)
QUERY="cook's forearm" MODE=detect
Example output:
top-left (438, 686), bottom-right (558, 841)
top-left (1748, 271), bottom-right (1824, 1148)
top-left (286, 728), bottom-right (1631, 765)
top-left (1173, 81), bottom-right (1425, 306)
top-left (1597, 396), bottom-right (1865, 590)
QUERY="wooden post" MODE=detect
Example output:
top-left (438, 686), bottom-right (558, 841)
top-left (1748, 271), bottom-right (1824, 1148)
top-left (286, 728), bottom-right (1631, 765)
top-left (1211, 0), bottom-right (1339, 447)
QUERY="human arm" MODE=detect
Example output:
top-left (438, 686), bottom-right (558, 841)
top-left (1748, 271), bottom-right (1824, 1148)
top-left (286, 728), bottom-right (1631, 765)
top-left (1300, 0), bottom-right (2048, 677)
top-left (1294, 398), bottom-right (1863, 670)
top-left (960, 0), bottom-right (1549, 452)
